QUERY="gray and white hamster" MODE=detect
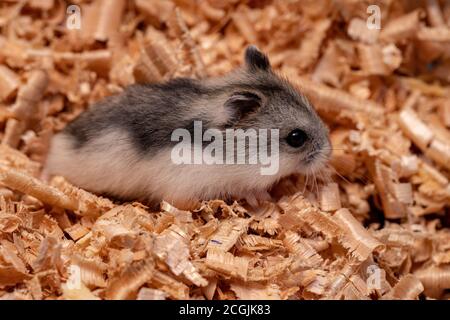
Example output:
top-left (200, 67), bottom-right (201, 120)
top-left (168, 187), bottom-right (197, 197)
top-left (44, 46), bottom-right (331, 208)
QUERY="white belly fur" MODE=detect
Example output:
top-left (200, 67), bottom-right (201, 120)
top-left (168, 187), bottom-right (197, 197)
top-left (44, 130), bottom-right (293, 206)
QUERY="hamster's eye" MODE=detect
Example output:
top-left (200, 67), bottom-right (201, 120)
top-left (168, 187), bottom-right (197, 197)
top-left (286, 129), bottom-right (308, 148)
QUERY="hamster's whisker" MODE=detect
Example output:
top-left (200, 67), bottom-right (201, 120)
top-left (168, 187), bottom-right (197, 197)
top-left (312, 172), bottom-right (318, 196)
top-left (325, 164), bottom-right (351, 184)
top-left (326, 165), bottom-right (343, 181)
top-left (318, 169), bottom-right (331, 184)
top-left (325, 168), bottom-right (335, 184)
top-left (327, 155), bottom-right (354, 166)
top-left (302, 173), bottom-right (309, 194)
top-left (315, 152), bottom-right (334, 165)
top-left (320, 155), bottom-right (374, 185)
top-left (322, 147), bottom-right (346, 151)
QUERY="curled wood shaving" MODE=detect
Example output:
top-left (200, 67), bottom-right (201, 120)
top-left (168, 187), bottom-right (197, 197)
top-left (247, 257), bottom-right (292, 282)
top-left (0, 265), bottom-right (30, 289)
top-left (393, 183), bottom-right (413, 205)
top-left (93, 220), bottom-right (137, 249)
top-left (426, 0), bottom-right (445, 27)
top-left (135, 0), bottom-right (174, 26)
top-left (64, 224), bottom-right (89, 241)
top-left (3, 70), bottom-right (48, 148)
top-left (137, 287), bottom-right (168, 300)
top-left (357, 43), bottom-right (401, 76)
top-left (300, 269), bottom-right (329, 297)
top-left (398, 108), bottom-right (450, 170)
top-left (312, 42), bottom-right (347, 87)
top-left (337, 274), bottom-right (369, 300)
top-left (249, 218), bottom-right (280, 236)
top-left (280, 194), bottom-right (342, 239)
top-left (425, 139), bottom-right (450, 170)
top-left (398, 108), bottom-right (434, 150)
top-left (283, 231), bottom-right (323, 270)
top-left (206, 217), bottom-right (250, 252)
top-left (0, 213), bottom-right (22, 233)
top-left (320, 183), bottom-right (341, 212)
top-left (347, 18), bottom-right (379, 44)
top-left (50, 176), bottom-right (114, 216)
top-left (160, 201), bottom-right (193, 223)
top-left (0, 240), bottom-right (27, 274)
top-left (326, 262), bottom-right (359, 299)
top-left (2, 119), bottom-right (23, 149)
top-left (134, 30), bottom-right (178, 84)
top-left (11, 70), bottom-right (48, 120)
top-left (154, 224), bottom-right (207, 287)
top-left (414, 265), bottom-right (450, 298)
top-left (379, 10), bottom-right (423, 42)
top-left (231, 6), bottom-right (258, 45)
top-left (297, 77), bottom-right (384, 116)
top-left (367, 157), bottom-right (407, 219)
top-left (296, 20), bottom-right (331, 70)
top-left (31, 237), bottom-right (62, 273)
top-left (387, 275), bottom-right (424, 300)
top-left (105, 257), bottom-right (155, 300)
top-left (332, 209), bottom-right (385, 261)
top-left (417, 26), bottom-right (450, 42)
top-left (27, 276), bottom-right (42, 300)
top-left (70, 254), bottom-right (107, 289)
top-left (0, 0), bottom-right (449, 301)
top-left (205, 248), bottom-right (249, 281)
top-left (0, 166), bottom-right (78, 212)
top-left (237, 234), bottom-right (283, 252)
top-left (199, 0), bottom-right (226, 21)
top-left (391, 155), bottom-right (419, 178)
top-left (86, 0), bottom-right (125, 42)
top-left (230, 282), bottom-right (281, 300)
top-left (62, 282), bottom-right (100, 300)
top-left (168, 8), bottom-right (206, 78)
top-left (149, 269), bottom-right (190, 300)
top-left (0, 65), bottom-right (20, 101)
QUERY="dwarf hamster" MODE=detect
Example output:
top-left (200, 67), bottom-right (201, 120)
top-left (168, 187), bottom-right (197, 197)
top-left (44, 46), bottom-right (331, 208)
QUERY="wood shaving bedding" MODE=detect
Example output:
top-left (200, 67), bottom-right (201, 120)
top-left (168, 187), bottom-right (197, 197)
top-left (0, 0), bottom-right (450, 300)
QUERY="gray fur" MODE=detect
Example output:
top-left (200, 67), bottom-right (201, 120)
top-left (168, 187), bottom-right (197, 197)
top-left (63, 47), bottom-right (329, 163)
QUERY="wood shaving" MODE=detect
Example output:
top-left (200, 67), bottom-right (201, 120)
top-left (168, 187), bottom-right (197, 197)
top-left (386, 275), bottom-right (424, 300)
top-left (136, 287), bottom-right (168, 300)
top-left (230, 282), bottom-right (281, 300)
top-left (0, 65), bottom-right (20, 102)
top-left (0, 0), bottom-right (449, 300)
top-left (333, 209), bottom-right (385, 262)
top-left (0, 166), bottom-right (79, 211)
top-left (320, 183), bottom-right (341, 212)
top-left (206, 248), bottom-right (249, 281)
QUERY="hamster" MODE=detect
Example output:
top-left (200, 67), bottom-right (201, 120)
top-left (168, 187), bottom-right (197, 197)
top-left (44, 46), bottom-right (331, 208)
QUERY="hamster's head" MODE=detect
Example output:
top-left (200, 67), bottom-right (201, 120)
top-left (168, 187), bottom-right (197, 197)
top-left (221, 46), bottom-right (331, 176)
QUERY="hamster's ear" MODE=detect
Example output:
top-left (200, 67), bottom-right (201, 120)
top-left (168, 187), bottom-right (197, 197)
top-left (244, 45), bottom-right (271, 72)
top-left (224, 91), bottom-right (262, 123)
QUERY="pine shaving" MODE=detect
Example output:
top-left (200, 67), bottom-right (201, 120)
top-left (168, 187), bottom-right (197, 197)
top-left (333, 209), bottom-right (385, 261)
top-left (205, 248), bottom-right (249, 281)
top-left (0, 0), bottom-right (449, 300)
